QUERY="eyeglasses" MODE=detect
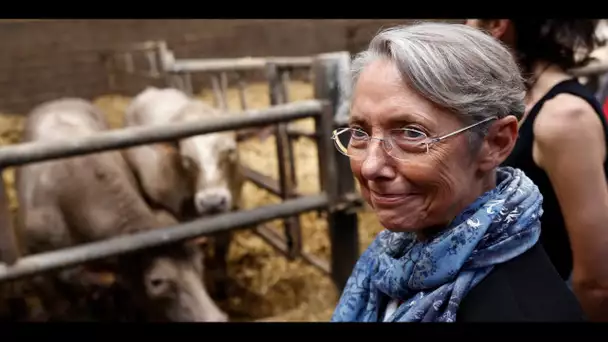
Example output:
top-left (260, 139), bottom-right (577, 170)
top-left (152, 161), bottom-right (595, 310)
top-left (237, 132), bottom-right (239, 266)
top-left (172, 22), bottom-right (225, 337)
top-left (331, 116), bottom-right (498, 161)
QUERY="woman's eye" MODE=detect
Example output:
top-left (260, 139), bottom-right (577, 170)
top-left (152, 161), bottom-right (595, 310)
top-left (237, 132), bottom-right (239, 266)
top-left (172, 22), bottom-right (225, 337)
top-left (351, 129), bottom-right (368, 140)
top-left (401, 129), bottom-right (426, 140)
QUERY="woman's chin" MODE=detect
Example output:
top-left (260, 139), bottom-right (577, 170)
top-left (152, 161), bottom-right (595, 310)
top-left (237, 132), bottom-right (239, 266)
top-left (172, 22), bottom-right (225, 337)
top-left (375, 211), bottom-right (422, 233)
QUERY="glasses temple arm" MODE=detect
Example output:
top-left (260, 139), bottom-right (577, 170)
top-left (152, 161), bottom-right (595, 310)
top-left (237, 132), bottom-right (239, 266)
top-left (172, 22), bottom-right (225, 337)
top-left (432, 116), bottom-right (498, 143)
top-left (332, 128), bottom-right (351, 139)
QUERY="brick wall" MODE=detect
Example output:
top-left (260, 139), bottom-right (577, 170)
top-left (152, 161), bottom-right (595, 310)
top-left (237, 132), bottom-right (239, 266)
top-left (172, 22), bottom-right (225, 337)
top-left (0, 19), bottom-right (461, 114)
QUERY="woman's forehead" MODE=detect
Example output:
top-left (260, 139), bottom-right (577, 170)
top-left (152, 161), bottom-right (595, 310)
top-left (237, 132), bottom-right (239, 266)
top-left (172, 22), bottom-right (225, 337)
top-left (350, 60), bottom-right (446, 127)
top-left (349, 105), bottom-right (436, 127)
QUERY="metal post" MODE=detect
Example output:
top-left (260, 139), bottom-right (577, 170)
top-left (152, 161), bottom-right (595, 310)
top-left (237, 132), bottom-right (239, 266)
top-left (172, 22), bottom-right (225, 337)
top-left (313, 52), bottom-right (360, 291)
top-left (236, 72), bottom-right (249, 111)
top-left (211, 74), bottom-right (227, 111)
top-left (278, 68), bottom-right (298, 192)
top-left (0, 170), bottom-right (19, 265)
top-left (184, 72), bottom-right (194, 96)
top-left (266, 62), bottom-right (302, 259)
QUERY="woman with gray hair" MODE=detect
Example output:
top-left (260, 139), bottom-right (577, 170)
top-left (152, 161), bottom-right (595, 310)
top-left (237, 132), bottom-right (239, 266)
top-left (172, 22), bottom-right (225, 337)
top-left (330, 22), bottom-right (585, 322)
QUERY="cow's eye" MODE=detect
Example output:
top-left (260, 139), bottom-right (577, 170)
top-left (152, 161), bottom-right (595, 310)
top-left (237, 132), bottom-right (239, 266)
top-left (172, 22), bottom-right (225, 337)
top-left (181, 155), bottom-right (197, 172)
top-left (226, 147), bottom-right (238, 162)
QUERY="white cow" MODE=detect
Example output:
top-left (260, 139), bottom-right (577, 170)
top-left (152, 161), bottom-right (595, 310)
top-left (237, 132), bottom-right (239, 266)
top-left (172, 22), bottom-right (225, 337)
top-left (123, 87), bottom-right (245, 298)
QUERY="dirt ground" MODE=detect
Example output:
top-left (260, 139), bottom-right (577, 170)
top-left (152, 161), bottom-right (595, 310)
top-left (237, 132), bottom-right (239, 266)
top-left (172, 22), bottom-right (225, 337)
top-left (0, 81), bottom-right (385, 322)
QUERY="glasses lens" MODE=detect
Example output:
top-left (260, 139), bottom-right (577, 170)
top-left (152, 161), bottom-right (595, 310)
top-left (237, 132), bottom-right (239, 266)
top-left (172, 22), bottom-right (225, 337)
top-left (332, 128), bottom-right (429, 159)
top-left (389, 128), bottom-right (428, 155)
top-left (334, 128), bottom-right (366, 157)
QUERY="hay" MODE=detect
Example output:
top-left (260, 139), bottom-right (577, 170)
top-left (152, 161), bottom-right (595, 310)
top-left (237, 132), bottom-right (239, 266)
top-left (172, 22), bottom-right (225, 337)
top-left (0, 81), bottom-right (385, 322)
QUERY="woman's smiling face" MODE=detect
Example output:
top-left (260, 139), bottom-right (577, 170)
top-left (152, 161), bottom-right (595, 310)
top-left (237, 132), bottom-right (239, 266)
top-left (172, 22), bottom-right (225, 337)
top-left (348, 58), bottom-right (486, 234)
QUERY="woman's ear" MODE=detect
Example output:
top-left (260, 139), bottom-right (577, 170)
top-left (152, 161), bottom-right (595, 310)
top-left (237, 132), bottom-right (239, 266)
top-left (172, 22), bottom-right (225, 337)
top-left (477, 115), bottom-right (519, 172)
top-left (467, 19), bottom-right (514, 43)
top-left (482, 19), bottom-right (512, 40)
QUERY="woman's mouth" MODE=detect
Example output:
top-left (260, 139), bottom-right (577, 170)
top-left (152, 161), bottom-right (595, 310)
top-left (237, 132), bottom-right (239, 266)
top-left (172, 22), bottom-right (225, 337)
top-left (370, 190), bottom-right (413, 205)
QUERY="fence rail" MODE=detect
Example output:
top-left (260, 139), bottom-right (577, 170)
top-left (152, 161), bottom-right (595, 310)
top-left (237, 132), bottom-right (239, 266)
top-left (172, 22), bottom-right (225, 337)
top-left (169, 56), bottom-right (313, 73)
top-left (0, 194), bottom-right (329, 283)
top-left (0, 100), bottom-right (324, 168)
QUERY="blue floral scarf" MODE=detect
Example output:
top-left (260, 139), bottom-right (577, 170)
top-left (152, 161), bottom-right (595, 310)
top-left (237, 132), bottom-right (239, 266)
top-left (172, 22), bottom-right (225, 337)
top-left (331, 167), bottom-right (543, 322)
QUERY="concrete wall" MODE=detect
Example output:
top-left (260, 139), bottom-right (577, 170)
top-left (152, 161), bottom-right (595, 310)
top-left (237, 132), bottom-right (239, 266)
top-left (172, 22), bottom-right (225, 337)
top-left (0, 19), bottom-right (460, 114)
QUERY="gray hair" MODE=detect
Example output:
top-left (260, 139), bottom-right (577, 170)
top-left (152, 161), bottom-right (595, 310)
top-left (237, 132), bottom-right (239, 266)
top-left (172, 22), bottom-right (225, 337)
top-left (350, 22), bottom-right (526, 147)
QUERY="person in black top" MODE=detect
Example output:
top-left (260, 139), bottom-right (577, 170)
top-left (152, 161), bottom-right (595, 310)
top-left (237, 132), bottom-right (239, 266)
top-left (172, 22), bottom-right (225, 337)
top-left (466, 19), bottom-right (608, 321)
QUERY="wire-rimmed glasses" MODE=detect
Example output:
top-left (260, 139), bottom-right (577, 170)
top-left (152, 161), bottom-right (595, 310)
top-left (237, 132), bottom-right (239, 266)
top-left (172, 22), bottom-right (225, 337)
top-left (331, 116), bottom-right (498, 160)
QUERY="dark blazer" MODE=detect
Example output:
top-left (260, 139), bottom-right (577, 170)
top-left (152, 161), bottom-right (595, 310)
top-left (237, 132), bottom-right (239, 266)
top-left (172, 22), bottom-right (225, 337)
top-left (457, 242), bottom-right (586, 322)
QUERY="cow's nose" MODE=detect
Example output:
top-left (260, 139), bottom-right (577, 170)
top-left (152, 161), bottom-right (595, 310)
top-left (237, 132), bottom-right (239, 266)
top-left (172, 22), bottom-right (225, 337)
top-left (195, 192), bottom-right (229, 214)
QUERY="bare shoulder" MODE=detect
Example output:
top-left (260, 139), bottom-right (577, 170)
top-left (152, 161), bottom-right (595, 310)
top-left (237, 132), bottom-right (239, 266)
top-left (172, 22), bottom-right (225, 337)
top-left (533, 93), bottom-right (605, 148)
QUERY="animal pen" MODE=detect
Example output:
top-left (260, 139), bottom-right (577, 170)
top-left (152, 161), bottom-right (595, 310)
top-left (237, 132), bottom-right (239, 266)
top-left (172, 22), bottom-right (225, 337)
top-left (0, 40), bottom-right (363, 316)
top-left (5, 35), bottom-right (607, 321)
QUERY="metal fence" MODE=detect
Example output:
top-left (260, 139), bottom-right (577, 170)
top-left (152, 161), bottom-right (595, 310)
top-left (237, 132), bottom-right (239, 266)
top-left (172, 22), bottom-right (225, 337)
top-left (0, 49), bottom-right (362, 295)
top-left (100, 42), bottom-right (360, 280)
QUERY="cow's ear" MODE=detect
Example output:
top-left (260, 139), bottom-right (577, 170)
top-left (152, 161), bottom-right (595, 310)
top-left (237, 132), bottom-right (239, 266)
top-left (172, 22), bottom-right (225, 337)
top-left (226, 145), bottom-right (238, 163)
top-left (187, 236), bottom-right (209, 247)
top-left (80, 270), bottom-right (119, 288)
top-left (157, 141), bottom-right (179, 154)
top-left (167, 139), bottom-right (180, 151)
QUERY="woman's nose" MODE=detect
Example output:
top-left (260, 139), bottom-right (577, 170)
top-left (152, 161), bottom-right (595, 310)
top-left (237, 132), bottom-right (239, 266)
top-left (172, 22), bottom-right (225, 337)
top-left (360, 139), bottom-right (395, 180)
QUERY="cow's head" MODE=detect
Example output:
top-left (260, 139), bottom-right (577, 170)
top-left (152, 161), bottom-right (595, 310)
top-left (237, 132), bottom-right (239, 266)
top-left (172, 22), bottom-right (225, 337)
top-left (142, 243), bottom-right (228, 322)
top-left (123, 143), bottom-right (196, 219)
top-left (174, 100), bottom-right (244, 217)
top-left (115, 211), bottom-right (228, 322)
top-left (178, 130), bottom-right (242, 216)
top-left (116, 242), bottom-right (228, 322)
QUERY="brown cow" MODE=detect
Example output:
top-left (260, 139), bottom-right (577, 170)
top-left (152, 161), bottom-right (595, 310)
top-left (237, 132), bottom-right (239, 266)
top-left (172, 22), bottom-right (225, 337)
top-left (123, 87), bottom-right (245, 298)
top-left (15, 98), bottom-right (228, 322)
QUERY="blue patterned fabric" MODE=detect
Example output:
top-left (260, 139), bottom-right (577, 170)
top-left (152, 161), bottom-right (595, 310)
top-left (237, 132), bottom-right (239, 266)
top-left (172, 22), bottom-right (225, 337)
top-left (331, 167), bottom-right (543, 322)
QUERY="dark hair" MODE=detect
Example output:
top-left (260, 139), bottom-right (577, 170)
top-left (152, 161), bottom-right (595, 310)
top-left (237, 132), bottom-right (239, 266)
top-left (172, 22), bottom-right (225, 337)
top-left (508, 19), bottom-right (604, 78)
